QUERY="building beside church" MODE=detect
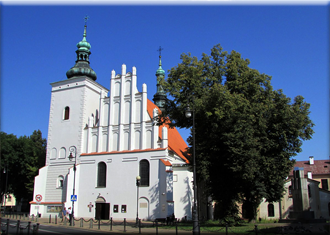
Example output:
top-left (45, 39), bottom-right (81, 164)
top-left (30, 23), bottom-right (194, 221)
top-left (257, 157), bottom-right (330, 220)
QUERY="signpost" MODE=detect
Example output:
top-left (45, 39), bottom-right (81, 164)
top-left (35, 194), bottom-right (42, 202)
top-left (71, 195), bottom-right (77, 202)
top-left (35, 194), bottom-right (42, 219)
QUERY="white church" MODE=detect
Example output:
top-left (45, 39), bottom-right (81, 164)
top-left (30, 23), bottom-right (194, 221)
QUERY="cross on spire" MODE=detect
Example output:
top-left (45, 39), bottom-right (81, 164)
top-left (84, 15), bottom-right (90, 25)
top-left (157, 46), bottom-right (163, 57)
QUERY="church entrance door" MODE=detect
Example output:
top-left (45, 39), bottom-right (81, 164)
top-left (95, 203), bottom-right (110, 220)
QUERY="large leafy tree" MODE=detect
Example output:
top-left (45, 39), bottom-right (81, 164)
top-left (1, 130), bottom-right (46, 206)
top-left (159, 44), bottom-right (314, 220)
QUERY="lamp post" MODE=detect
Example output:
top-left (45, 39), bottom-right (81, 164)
top-left (68, 146), bottom-right (77, 226)
top-left (3, 166), bottom-right (8, 215)
top-left (136, 175), bottom-right (141, 226)
top-left (185, 103), bottom-right (200, 235)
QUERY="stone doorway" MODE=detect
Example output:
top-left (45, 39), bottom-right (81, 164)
top-left (95, 196), bottom-right (110, 220)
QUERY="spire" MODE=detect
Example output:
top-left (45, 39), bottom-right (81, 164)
top-left (156, 47), bottom-right (165, 78)
top-left (153, 46), bottom-right (167, 112)
top-left (66, 16), bottom-right (97, 81)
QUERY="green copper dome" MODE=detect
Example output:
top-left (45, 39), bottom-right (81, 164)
top-left (156, 56), bottom-right (165, 77)
top-left (153, 50), bottom-right (167, 112)
top-left (76, 25), bottom-right (91, 51)
top-left (66, 24), bottom-right (97, 81)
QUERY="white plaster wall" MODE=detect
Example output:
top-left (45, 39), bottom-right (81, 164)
top-left (64, 164), bottom-right (80, 215)
top-left (47, 77), bottom-right (108, 164)
top-left (173, 167), bottom-right (193, 220)
top-left (258, 199), bottom-right (280, 220)
top-left (71, 150), bottom-right (168, 220)
top-left (30, 166), bottom-right (48, 216)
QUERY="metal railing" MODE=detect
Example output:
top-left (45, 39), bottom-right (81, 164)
top-left (0, 218), bottom-right (39, 235)
top-left (3, 213), bottom-right (329, 235)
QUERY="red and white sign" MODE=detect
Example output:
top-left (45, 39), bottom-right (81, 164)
top-left (35, 194), bottom-right (42, 202)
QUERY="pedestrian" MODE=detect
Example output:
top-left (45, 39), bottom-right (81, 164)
top-left (61, 207), bottom-right (67, 222)
top-left (67, 207), bottom-right (72, 225)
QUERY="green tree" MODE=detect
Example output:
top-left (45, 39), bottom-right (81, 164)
top-left (1, 130), bottom-right (46, 205)
top-left (159, 44), bottom-right (314, 220)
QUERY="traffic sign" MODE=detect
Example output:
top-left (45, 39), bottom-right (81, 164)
top-left (71, 195), bottom-right (77, 201)
top-left (35, 194), bottom-right (42, 202)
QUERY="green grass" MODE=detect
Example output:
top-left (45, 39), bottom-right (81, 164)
top-left (163, 221), bottom-right (281, 234)
top-left (257, 218), bottom-right (279, 224)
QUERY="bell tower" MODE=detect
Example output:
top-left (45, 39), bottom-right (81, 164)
top-left (46, 18), bottom-right (108, 165)
top-left (153, 46), bottom-right (167, 112)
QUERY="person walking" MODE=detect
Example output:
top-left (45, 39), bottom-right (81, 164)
top-left (67, 207), bottom-right (73, 225)
top-left (61, 207), bottom-right (67, 222)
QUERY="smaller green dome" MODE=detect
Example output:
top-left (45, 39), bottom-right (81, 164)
top-left (156, 56), bottom-right (165, 77)
top-left (66, 23), bottom-right (97, 81)
top-left (76, 25), bottom-right (91, 51)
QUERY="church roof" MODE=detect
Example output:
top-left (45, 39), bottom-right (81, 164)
top-left (289, 159), bottom-right (330, 176)
top-left (147, 99), bottom-right (189, 164)
top-left (160, 159), bottom-right (172, 166)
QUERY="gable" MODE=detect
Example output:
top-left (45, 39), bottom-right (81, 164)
top-left (147, 99), bottom-right (189, 164)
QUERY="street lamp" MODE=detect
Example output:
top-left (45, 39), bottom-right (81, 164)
top-left (185, 103), bottom-right (200, 235)
top-left (68, 146), bottom-right (77, 226)
top-left (136, 175), bottom-right (141, 226)
top-left (3, 167), bottom-right (8, 215)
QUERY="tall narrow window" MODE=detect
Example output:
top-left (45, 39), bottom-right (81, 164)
top-left (140, 160), bottom-right (150, 186)
top-left (97, 162), bottom-right (106, 187)
top-left (57, 175), bottom-right (64, 188)
top-left (64, 106), bottom-right (70, 120)
top-left (268, 203), bottom-right (274, 217)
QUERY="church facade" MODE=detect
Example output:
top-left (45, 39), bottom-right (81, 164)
top-left (30, 24), bottom-right (193, 221)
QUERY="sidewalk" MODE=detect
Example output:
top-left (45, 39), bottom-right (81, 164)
top-left (2, 215), bottom-right (328, 234)
top-left (2, 216), bottom-right (195, 234)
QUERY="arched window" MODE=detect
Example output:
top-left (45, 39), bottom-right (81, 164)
top-left (97, 162), bottom-right (107, 187)
top-left (57, 175), bottom-right (64, 188)
top-left (268, 203), bottom-right (274, 217)
top-left (64, 106), bottom-right (70, 120)
top-left (140, 160), bottom-right (150, 187)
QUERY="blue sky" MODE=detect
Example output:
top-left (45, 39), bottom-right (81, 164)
top-left (1, 3), bottom-right (329, 161)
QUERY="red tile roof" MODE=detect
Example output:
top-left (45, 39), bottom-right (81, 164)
top-left (160, 159), bottom-right (172, 166)
top-left (147, 99), bottom-right (189, 164)
top-left (289, 159), bottom-right (330, 176)
top-left (30, 201), bottom-right (63, 204)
